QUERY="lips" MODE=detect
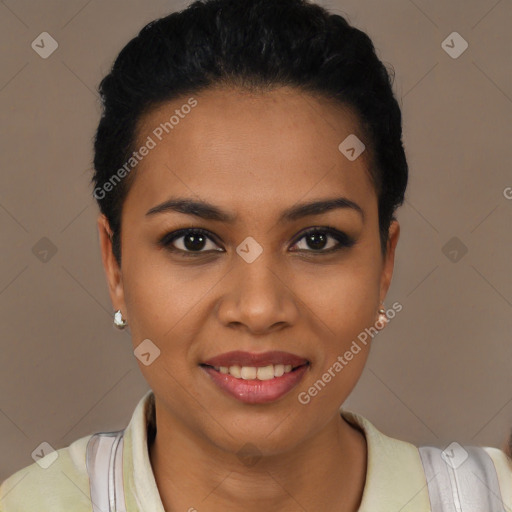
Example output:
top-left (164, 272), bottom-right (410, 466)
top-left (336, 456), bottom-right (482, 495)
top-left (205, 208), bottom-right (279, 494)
top-left (202, 350), bottom-right (309, 368)
top-left (201, 364), bottom-right (309, 404)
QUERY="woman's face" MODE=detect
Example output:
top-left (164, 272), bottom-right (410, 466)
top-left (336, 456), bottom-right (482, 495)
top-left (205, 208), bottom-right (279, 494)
top-left (98, 86), bottom-right (399, 456)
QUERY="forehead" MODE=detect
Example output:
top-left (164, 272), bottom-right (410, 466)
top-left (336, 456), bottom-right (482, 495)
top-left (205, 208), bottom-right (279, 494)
top-left (125, 86), bottom-right (376, 220)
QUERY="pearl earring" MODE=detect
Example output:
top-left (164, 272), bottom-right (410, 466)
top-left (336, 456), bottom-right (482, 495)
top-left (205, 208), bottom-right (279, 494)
top-left (113, 309), bottom-right (127, 329)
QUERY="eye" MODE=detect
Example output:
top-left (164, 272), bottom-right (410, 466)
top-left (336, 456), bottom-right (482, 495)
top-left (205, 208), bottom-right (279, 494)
top-left (159, 228), bottom-right (223, 255)
top-left (159, 226), bottom-right (355, 257)
top-left (290, 226), bottom-right (355, 254)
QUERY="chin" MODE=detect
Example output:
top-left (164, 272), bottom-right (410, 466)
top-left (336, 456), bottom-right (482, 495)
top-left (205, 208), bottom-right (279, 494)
top-left (203, 408), bottom-right (311, 456)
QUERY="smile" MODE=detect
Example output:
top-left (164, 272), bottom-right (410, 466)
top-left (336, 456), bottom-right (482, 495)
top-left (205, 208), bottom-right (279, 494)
top-left (200, 362), bottom-right (310, 404)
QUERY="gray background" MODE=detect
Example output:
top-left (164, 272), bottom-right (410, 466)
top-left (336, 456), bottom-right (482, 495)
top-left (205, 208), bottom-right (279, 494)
top-left (1, 0), bottom-right (511, 480)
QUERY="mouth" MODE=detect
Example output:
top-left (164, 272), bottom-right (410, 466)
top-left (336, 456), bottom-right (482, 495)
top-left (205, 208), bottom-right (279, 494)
top-left (199, 362), bottom-right (309, 380)
top-left (199, 354), bottom-right (310, 404)
top-left (201, 350), bottom-right (309, 370)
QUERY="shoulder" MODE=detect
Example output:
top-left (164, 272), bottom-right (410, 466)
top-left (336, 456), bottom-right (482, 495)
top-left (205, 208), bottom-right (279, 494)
top-left (341, 409), bottom-right (512, 510)
top-left (482, 446), bottom-right (512, 506)
top-left (0, 434), bottom-right (93, 512)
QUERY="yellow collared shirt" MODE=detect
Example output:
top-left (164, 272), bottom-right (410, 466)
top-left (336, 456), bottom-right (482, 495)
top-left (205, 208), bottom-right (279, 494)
top-left (1, 390), bottom-right (511, 511)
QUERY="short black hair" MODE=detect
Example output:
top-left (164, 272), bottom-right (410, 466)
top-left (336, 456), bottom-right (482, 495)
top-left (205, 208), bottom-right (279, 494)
top-left (91, 0), bottom-right (408, 266)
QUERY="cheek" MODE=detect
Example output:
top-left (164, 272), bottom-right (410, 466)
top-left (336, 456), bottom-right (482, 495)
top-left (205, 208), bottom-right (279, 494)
top-left (302, 274), bottom-right (376, 407)
top-left (295, 253), bottom-right (380, 386)
top-left (300, 259), bottom-right (380, 333)
top-left (121, 242), bottom-right (205, 334)
top-left (121, 254), bottom-right (201, 396)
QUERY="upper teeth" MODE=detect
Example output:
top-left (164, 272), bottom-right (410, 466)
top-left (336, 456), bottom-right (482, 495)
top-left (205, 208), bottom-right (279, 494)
top-left (214, 364), bottom-right (295, 380)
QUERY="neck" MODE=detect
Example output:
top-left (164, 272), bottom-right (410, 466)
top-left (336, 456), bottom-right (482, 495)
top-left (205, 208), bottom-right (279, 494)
top-left (148, 402), bottom-right (367, 512)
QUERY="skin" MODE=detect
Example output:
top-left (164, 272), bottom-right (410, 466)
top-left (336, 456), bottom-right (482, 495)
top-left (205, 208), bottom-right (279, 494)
top-left (98, 85), bottom-right (400, 512)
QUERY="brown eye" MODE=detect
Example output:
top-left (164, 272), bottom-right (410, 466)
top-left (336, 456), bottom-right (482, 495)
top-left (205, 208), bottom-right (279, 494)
top-left (290, 227), bottom-right (355, 253)
top-left (160, 228), bottom-right (223, 254)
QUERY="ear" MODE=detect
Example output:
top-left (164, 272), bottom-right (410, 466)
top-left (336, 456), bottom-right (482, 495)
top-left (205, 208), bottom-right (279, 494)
top-left (97, 213), bottom-right (127, 318)
top-left (379, 219), bottom-right (400, 304)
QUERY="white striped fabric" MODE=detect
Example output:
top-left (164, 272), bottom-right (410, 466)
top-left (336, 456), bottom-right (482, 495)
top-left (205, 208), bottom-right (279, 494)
top-left (419, 445), bottom-right (507, 512)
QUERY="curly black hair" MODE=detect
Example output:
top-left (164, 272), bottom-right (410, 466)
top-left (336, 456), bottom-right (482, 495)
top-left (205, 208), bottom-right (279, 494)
top-left (91, 0), bottom-right (408, 266)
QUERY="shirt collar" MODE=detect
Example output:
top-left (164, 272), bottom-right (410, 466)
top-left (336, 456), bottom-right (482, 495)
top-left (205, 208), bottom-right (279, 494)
top-left (122, 391), bottom-right (429, 512)
top-left (340, 408), bottom-right (430, 510)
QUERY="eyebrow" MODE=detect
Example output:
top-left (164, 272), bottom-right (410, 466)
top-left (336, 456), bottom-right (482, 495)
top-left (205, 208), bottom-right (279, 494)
top-left (145, 196), bottom-right (365, 223)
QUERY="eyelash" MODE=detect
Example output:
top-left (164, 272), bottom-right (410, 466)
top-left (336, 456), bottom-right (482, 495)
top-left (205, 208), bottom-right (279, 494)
top-left (158, 226), bottom-right (355, 257)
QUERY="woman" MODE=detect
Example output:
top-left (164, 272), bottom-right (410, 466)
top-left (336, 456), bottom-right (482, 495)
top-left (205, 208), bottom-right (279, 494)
top-left (1, 0), bottom-right (511, 511)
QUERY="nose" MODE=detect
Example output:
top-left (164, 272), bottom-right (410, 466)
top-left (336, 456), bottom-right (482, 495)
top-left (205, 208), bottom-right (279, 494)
top-left (216, 254), bottom-right (300, 335)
